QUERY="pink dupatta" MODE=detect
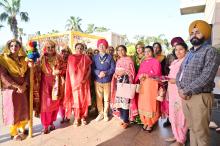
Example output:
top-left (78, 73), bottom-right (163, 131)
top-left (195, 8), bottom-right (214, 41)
top-left (111, 56), bottom-right (138, 121)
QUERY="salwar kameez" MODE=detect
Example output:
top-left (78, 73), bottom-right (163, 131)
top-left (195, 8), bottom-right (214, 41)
top-left (168, 58), bottom-right (188, 143)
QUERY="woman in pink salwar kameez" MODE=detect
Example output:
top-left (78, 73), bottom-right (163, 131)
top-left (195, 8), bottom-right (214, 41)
top-left (166, 42), bottom-right (188, 146)
top-left (135, 46), bottom-right (161, 132)
top-left (111, 45), bottom-right (138, 129)
top-left (40, 40), bottom-right (62, 134)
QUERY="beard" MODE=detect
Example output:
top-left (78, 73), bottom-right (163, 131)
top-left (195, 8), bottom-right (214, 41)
top-left (190, 37), bottom-right (205, 46)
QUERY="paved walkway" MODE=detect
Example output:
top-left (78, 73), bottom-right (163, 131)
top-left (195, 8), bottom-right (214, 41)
top-left (0, 115), bottom-right (174, 146)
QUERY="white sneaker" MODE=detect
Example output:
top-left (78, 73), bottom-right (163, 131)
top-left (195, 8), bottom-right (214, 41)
top-left (209, 121), bottom-right (218, 129)
top-left (95, 114), bottom-right (104, 122)
top-left (103, 114), bottom-right (109, 122)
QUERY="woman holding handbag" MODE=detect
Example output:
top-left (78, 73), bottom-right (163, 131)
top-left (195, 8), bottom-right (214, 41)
top-left (135, 46), bottom-right (162, 132)
top-left (111, 45), bottom-right (138, 129)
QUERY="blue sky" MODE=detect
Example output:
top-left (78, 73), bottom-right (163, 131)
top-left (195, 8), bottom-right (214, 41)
top-left (0, 0), bottom-right (204, 45)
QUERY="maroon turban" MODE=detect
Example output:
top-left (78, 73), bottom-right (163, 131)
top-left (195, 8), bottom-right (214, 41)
top-left (171, 37), bottom-right (184, 47)
top-left (97, 39), bottom-right (108, 48)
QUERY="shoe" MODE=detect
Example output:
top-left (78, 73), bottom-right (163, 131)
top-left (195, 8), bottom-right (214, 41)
top-left (142, 125), bottom-right (148, 131)
top-left (95, 113), bottom-right (104, 122)
top-left (216, 127), bottom-right (220, 133)
top-left (165, 137), bottom-right (176, 142)
top-left (104, 114), bottom-right (109, 122)
top-left (209, 121), bottom-right (218, 129)
top-left (163, 119), bottom-right (171, 127)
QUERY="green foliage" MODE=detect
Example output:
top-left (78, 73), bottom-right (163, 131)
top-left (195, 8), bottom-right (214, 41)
top-left (0, 0), bottom-right (29, 39)
top-left (127, 44), bottom-right (135, 56)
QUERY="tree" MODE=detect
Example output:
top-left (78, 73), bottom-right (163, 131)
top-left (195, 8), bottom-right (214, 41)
top-left (0, 0), bottom-right (29, 39)
top-left (18, 27), bottom-right (26, 43)
top-left (85, 23), bottom-right (96, 33)
top-left (0, 24), bottom-right (3, 29)
top-left (94, 26), bottom-right (109, 32)
top-left (65, 16), bottom-right (83, 32)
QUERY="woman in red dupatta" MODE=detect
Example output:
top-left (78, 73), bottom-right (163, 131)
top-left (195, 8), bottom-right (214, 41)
top-left (64, 43), bottom-right (92, 127)
top-left (0, 39), bottom-right (29, 140)
top-left (59, 45), bottom-right (71, 124)
top-left (135, 46), bottom-right (161, 133)
top-left (40, 40), bottom-right (62, 134)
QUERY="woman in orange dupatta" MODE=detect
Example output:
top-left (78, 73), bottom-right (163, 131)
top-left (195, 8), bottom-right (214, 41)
top-left (64, 43), bottom-right (92, 127)
top-left (0, 39), bottom-right (29, 140)
top-left (40, 40), bottom-right (62, 134)
top-left (135, 46), bottom-right (161, 132)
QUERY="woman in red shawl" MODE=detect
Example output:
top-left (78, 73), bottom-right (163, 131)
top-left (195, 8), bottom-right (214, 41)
top-left (64, 43), bottom-right (92, 127)
top-left (40, 40), bottom-right (62, 134)
top-left (59, 45), bottom-right (71, 123)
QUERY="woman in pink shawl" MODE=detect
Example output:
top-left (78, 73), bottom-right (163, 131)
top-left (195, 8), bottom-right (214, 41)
top-left (135, 46), bottom-right (161, 132)
top-left (166, 42), bottom-right (188, 146)
top-left (64, 43), bottom-right (92, 127)
top-left (111, 45), bottom-right (137, 129)
top-left (40, 40), bottom-right (62, 134)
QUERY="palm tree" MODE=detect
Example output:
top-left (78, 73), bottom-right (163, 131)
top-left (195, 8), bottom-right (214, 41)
top-left (18, 27), bottom-right (26, 43)
top-left (85, 23), bottom-right (96, 33)
top-left (0, 24), bottom-right (3, 29)
top-left (65, 16), bottom-right (83, 32)
top-left (94, 26), bottom-right (109, 32)
top-left (0, 0), bottom-right (29, 39)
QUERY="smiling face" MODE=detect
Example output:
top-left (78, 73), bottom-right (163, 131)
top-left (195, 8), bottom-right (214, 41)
top-left (175, 45), bottom-right (187, 60)
top-left (144, 48), bottom-right (153, 59)
top-left (9, 41), bottom-right (20, 54)
top-left (75, 44), bottom-right (84, 54)
top-left (117, 46), bottom-right (126, 58)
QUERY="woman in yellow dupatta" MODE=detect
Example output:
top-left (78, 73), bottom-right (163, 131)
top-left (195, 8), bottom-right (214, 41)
top-left (0, 39), bottom-right (29, 141)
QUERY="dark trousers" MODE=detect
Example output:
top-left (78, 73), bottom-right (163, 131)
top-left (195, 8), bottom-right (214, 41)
top-left (118, 108), bottom-right (129, 123)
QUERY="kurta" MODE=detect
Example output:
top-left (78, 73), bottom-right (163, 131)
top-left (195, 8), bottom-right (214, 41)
top-left (64, 54), bottom-right (92, 119)
top-left (40, 54), bottom-right (61, 128)
top-left (135, 57), bottom-right (161, 127)
top-left (0, 65), bottom-right (29, 125)
top-left (168, 58), bottom-right (188, 143)
top-left (111, 57), bottom-right (138, 121)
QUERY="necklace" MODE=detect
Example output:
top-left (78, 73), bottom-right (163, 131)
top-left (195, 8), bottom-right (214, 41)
top-left (99, 55), bottom-right (107, 64)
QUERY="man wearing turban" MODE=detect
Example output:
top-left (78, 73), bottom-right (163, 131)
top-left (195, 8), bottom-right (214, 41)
top-left (92, 39), bottom-right (115, 122)
top-left (176, 20), bottom-right (220, 146)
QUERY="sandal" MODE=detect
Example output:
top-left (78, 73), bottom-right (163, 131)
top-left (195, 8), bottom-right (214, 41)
top-left (73, 120), bottom-right (80, 127)
top-left (11, 134), bottom-right (23, 141)
top-left (165, 137), bottom-right (176, 142)
top-left (49, 124), bottom-right (56, 131)
top-left (142, 125), bottom-right (148, 131)
top-left (41, 128), bottom-right (49, 134)
top-left (81, 118), bottom-right (87, 126)
top-left (209, 121), bottom-right (218, 129)
top-left (60, 118), bottom-right (70, 124)
top-left (146, 126), bottom-right (153, 133)
top-left (121, 122), bottom-right (129, 129)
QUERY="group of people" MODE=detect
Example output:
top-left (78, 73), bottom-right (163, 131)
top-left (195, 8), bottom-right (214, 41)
top-left (0, 19), bottom-right (219, 146)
